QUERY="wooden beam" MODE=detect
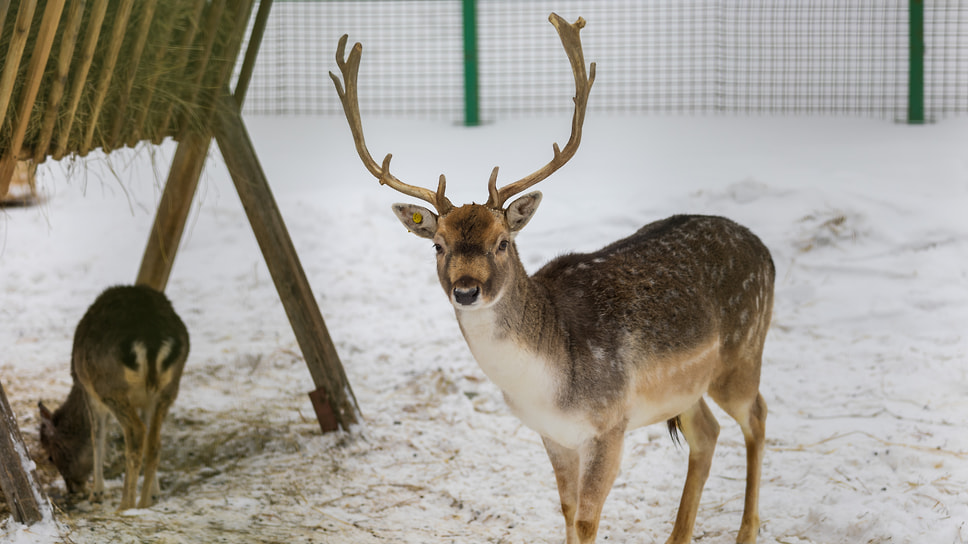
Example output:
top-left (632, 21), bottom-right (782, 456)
top-left (213, 92), bottom-right (361, 432)
top-left (135, 131), bottom-right (209, 291)
top-left (0, 381), bottom-right (52, 525)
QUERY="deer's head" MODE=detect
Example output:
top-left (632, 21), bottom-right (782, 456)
top-left (331, 13), bottom-right (594, 309)
top-left (39, 401), bottom-right (92, 495)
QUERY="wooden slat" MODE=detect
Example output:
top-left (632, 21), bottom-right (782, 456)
top-left (234, 0), bottom-right (273, 106)
top-left (152, 0), bottom-right (206, 145)
top-left (0, 1), bottom-right (11, 41)
top-left (125, 1), bottom-right (182, 147)
top-left (214, 91), bottom-right (362, 431)
top-left (0, 0), bottom-right (35, 123)
top-left (53, 0), bottom-right (109, 160)
top-left (2, 0), bottom-right (67, 163)
top-left (0, 0), bottom-right (37, 197)
top-left (80, 0), bottom-right (135, 155)
top-left (106, 0), bottom-right (159, 149)
top-left (187, 0), bottom-right (254, 138)
top-left (165, 0), bottom-right (225, 140)
top-left (33, 0), bottom-right (86, 164)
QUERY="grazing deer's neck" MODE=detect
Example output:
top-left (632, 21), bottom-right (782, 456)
top-left (54, 383), bottom-right (92, 440)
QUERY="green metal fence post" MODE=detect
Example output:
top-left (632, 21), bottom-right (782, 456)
top-left (462, 0), bottom-right (480, 126)
top-left (908, 0), bottom-right (925, 123)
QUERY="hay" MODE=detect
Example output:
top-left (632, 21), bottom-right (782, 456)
top-left (0, 0), bottom-right (255, 165)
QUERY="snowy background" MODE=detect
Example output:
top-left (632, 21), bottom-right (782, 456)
top-left (1, 113), bottom-right (966, 543)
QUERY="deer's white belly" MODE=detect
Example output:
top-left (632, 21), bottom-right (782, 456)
top-left (458, 309), bottom-right (597, 449)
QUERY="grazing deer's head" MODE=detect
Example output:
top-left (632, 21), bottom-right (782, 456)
top-left (39, 398), bottom-right (92, 495)
top-left (330, 13), bottom-right (594, 310)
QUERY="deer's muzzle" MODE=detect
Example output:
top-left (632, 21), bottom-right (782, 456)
top-left (453, 286), bottom-right (481, 306)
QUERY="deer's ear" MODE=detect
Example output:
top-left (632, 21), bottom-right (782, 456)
top-left (38, 402), bottom-right (55, 445)
top-left (392, 204), bottom-right (438, 239)
top-left (506, 191), bottom-right (542, 233)
top-left (38, 401), bottom-right (52, 422)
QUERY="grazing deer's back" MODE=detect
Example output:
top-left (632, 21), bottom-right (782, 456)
top-left (72, 286), bottom-right (189, 394)
top-left (534, 215), bottom-right (774, 359)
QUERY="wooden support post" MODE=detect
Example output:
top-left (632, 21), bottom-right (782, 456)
top-left (0, 381), bottom-right (52, 525)
top-left (212, 91), bottom-right (361, 432)
top-left (135, 131), bottom-right (209, 290)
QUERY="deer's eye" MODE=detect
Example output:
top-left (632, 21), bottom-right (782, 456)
top-left (497, 240), bottom-right (509, 252)
top-left (433, 243), bottom-right (444, 255)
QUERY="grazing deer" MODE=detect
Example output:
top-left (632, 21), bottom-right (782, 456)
top-left (39, 285), bottom-right (189, 511)
top-left (331, 14), bottom-right (774, 544)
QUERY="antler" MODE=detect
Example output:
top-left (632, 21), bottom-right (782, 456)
top-left (330, 35), bottom-right (454, 214)
top-left (486, 13), bottom-right (596, 209)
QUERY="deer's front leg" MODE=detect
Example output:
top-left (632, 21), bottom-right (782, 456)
top-left (542, 436), bottom-right (580, 543)
top-left (575, 422), bottom-right (626, 544)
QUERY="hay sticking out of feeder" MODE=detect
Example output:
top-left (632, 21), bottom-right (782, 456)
top-left (0, 0), bottom-right (254, 166)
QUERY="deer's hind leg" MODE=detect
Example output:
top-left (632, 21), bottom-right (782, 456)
top-left (666, 398), bottom-right (720, 544)
top-left (709, 350), bottom-right (768, 544)
top-left (711, 387), bottom-right (767, 544)
top-left (105, 398), bottom-right (146, 511)
top-left (139, 394), bottom-right (175, 508)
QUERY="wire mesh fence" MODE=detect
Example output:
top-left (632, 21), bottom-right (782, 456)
top-left (240, 1), bottom-right (968, 121)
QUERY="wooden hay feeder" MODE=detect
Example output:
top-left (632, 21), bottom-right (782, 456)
top-left (0, 0), bottom-right (361, 522)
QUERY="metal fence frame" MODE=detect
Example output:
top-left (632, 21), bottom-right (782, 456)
top-left (239, 1), bottom-right (967, 123)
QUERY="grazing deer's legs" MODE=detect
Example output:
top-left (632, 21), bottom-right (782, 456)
top-left (139, 397), bottom-right (173, 508)
top-left (542, 436), bottom-right (581, 544)
top-left (106, 399), bottom-right (146, 511)
top-left (666, 399), bottom-right (720, 544)
top-left (575, 423), bottom-right (626, 544)
top-left (140, 403), bottom-right (160, 502)
top-left (41, 286), bottom-right (189, 511)
top-left (88, 403), bottom-right (110, 502)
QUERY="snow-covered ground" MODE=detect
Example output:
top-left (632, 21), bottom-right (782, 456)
top-left (1, 114), bottom-right (966, 543)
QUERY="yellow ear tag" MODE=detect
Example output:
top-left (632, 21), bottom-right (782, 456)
top-left (412, 212), bottom-right (423, 224)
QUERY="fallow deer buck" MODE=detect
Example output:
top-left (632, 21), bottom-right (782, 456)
top-left (331, 14), bottom-right (774, 544)
top-left (39, 285), bottom-right (189, 511)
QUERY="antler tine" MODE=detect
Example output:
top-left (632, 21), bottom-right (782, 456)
top-left (330, 35), bottom-right (454, 214)
top-left (486, 13), bottom-right (596, 209)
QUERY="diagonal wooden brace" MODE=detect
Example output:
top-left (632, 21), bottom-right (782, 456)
top-left (213, 90), bottom-right (362, 432)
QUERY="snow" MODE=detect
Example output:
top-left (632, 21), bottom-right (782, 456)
top-left (1, 114), bottom-right (966, 543)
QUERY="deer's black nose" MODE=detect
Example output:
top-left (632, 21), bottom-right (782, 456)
top-left (453, 286), bottom-right (480, 306)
